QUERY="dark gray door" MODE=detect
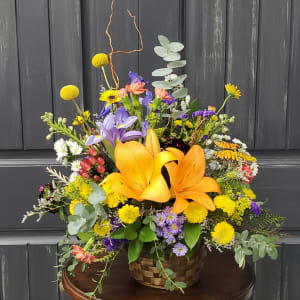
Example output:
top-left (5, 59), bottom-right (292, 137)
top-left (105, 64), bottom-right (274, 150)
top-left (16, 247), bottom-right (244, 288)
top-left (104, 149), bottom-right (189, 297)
top-left (0, 0), bottom-right (299, 299)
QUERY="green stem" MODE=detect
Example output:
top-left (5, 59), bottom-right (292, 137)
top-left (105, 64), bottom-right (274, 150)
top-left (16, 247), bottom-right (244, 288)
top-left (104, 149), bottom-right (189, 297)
top-left (153, 241), bottom-right (185, 294)
top-left (101, 66), bottom-right (112, 90)
top-left (216, 95), bottom-right (231, 115)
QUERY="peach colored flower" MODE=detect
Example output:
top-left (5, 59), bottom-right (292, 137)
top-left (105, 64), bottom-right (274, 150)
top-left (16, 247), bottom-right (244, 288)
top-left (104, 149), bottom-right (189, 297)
top-left (125, 82), bottom-right (148, 95)
top-left (118, 88), bottom-right (128, 98)
top-left (71, 245), bottom-right (95, 264)
top-left (155, 87), bottom-right (172, 100)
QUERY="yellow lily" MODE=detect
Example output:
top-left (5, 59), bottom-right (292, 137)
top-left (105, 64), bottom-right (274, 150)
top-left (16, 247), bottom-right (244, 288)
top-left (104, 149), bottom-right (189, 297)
top-left (102, 129), bottom-right (176, 203)
top-left (166, 145), bottom-right (221, 214)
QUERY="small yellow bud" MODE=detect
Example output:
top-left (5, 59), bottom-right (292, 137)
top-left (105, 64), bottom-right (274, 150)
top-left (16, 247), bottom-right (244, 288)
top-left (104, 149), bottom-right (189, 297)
top-left (92, 53), bottom-right (109, 68)
top-left (60, 85), bottom-right (79, 101)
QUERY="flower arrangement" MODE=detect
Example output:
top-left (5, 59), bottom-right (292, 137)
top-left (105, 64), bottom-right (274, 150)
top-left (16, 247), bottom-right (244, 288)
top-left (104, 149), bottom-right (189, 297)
top-left (23, 10), bottom-right (284, 297)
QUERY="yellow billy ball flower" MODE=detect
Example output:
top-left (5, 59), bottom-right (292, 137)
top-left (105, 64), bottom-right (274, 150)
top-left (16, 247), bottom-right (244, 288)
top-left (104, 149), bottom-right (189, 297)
top-left (214, 195), bottom-right (235, 216)
top-left (184, 202), bottom-right (208, 223)
top-left (60, 85), bottom-right (79, 100)
top-left (69, 200), bottom-right (81, 215)
top-left (118, 204), bottom-right (140, 224)
top-left (92, 53), bottom-right (109, 68)
top-left (225, 83), bottom-right (241, 99)
top-left (211, 221), bottom-right (235, 245)
top-left (94, 220), bottom-right (111, 237)
top-left (99, 90), bottom-right (120, 106)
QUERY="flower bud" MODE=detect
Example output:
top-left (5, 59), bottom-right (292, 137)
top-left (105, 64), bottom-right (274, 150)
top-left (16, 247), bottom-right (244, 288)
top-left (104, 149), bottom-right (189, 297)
top-left (46, 134), bottom-right (52, 140)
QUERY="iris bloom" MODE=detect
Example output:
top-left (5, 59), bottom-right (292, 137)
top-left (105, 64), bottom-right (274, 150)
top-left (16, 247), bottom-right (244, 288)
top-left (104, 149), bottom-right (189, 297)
top-left (102, 129), bottom-right (176, 203)
top-left (85, 106), bottom-right (144, 147)
top-left (166, 146), bottom-right (221, 214)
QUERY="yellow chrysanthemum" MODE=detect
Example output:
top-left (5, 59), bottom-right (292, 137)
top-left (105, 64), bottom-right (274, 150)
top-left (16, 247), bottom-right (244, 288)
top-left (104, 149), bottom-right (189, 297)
top-left (215, 141), bottom-right (238, 150)
top-left (102, 182), bottom-right (127, 208)
top-left (225, 83), bottom-right (241, 99)
top-left (184, 202), bottom-right (208, 223)
top-left (185, 121), bottom-right (193, 128)
top-left (92, 53), bottom-right (109, 68)
top-left (118, 204), bottom-right (140, 224)
top-left (174, 120), bottom-right (182, 127)
top-left (214, 195), bottom-right (235, 216)
top-left (69, 200), bottom-right (81, 215)
top-left (94, 220), bottom-right (111, 237)
top-left (99, 90), bottom-right (120, 106)
top-left (211, 221), bottom-right (235, 245)
top-left (215, 150), bottom-right (239, 161)
top-left (60, 85), bottom-right (79, 101)
top-left (231, 196), bottom-right (251, 225)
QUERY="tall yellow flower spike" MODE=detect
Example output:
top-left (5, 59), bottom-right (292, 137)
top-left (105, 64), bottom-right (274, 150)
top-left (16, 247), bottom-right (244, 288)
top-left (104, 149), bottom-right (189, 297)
top-left (166, 145), bottom-right (221, 214)
top-left (102, 129), bottom-right (176, 203)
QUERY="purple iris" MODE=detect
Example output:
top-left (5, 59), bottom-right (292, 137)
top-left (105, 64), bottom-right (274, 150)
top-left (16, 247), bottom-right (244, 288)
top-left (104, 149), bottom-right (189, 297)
top-left (128, 71), bottom-right (148, 84)
top-left (141, 121), bottom-right (149, 137)
top-left (251, 201), bottom-right (261, 215)
top-left (140, 91), bottom-right (153, 115)
top-left (97, 103), bottom-right (111, 119)
top-left (85, 106), bottom-right (144, 147)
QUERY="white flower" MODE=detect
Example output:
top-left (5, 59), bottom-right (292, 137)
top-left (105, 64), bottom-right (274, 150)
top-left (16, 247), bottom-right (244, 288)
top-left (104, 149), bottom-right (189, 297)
top-left (71, 160), bottom-right (81, 172)
top-left (205, 139), bottom-right (212, 145)
top-left (54, 138), bottom-right (68, 161)
top-left (208, 161), bottom-right (221, 170)
top-left (66, 140), bottom-right (83, 155)
top-left (251, 162), bottom-right (259, 176)
top-left (232, 138), bottom-right (247, 150)
top-left (204, 149), bottom-right (215, 159)
top-left (185, 95), bottom-right (191, 105)
top-left (69, 172), bottom-right (79, 182)
top-left (181, 102), bottom-right (187, 110)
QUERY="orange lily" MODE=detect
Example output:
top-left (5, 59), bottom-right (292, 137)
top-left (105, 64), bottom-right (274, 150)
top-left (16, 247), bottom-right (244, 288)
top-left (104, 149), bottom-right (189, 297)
top-left (102, 129), bottom-right (176, 203)
top-left (166, 145), bottom-right (221, 214)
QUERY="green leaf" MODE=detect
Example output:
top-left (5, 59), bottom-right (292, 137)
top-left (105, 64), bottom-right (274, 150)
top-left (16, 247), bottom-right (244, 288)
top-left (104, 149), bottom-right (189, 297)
top-left (169, 42), bottom-right (184, 52)
top-left (155, 260), bottom-right (162, 271)
top-left (149, 221), bottom-right (156, 232)
top-left (124, 220), bottom-right (141, 240)
top-left (183, 223), bottom-right (201, 249)
top-left (97, 283), bottom-right (103, 294)
top-left (110, 227), bottom-right (125, 239)
top-left (84, 292), bottom-right (94, 297)
top-left (158, 35), bottom-right (170, 47)
top-left (93, 204), bottom-right (107, 218)
top-left (152, 81), bottom-right (172, 90)
top-left (170, 74), bottom-right (187, 86)
top-left (165, 268), bottom-right (176, 279)
top-left (103, 139), bottom-right (115, 162)
top-left (154, 46), bottom-right (168, 57)
top-left (67, 216), bottom-right (86, 235)
top-left (59, 207), bottom-right (65, 221)
top-left (77, 231), bottom-right (93, 242)
top-left (241, 230), bottom-right (249, 241)
top-left (167, 60), bottom-right (186, 68)
top-left (175, 281), bottom-right (187, 289)
top-left (187, 98), bottom-right (200, 117)
top-left (172, 88), bottom-right (188, 99)
top-left (139, 226), bottom-right (157, 242)
top-left (88, 184), bottom-right (106, 205)
top-left (128, 239), bottom-right (144, 263)
top-left (152, 68), bottom-right (173, 77)
top-left (67, 264), bottom-right (75, 272)
top-left (81, 263), bottom-right (86, 272)
top-left (163, 52), bottom-right (181, 62)
top-left (266, 247), bottom-right (278, 260)
top-left (165, 279), bottom-right (172, 291)
top-left (258, 243), bottom-right (266, 258)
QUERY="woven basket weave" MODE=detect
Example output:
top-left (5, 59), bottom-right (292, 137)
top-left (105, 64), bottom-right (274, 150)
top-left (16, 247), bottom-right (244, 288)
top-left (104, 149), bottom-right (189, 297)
top-left (128, 245), bottom-right (207, 289)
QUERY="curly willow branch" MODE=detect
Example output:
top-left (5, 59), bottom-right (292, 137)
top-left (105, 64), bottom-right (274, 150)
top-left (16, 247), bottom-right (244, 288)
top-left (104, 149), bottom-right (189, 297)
top-left (105, 0), bottom-right (144, 90)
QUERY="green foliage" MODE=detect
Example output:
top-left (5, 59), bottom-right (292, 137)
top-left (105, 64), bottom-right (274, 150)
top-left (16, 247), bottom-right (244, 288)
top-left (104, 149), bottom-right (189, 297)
top-left (88, 183), bottom-right (106, 205)
top-left (128, 239), bottom-right (144, 263)
top-left (124, 219), bottom-right (141, 240)
top-left (139, 225), bottom-right (157, 242)
top-left (110, 227), bottom-right (125, 239)
top-left (183, 223), bottom-right (202, 249)
top-left (234, 230), bottom-right (279, 268)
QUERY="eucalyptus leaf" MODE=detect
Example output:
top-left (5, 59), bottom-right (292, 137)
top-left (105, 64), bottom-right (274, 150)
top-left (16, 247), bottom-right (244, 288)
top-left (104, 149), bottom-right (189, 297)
top-left (68, 216), bottom-right (86, 235)
top-left (88, 188), bottom-right (106, 205)
top-left (167, 60), bottom-right (186, 68)
top-left (172, 88), bottom-right (188, 99)
top-left (152, 81), bottom-right (172, 90)
top-left (266, 247), bottom-right (278, 260)
top-left (163, 52), bottom-right (181, 62)
top-left (152, 68), bottom-right (173, 77)
top-left (169, 42), bottom-right (184, 52)
top-left (158, 35), bottom-right (170, 47)
top-left (154, 46), bottom-right (168, 57)
top-left (170, 74), bottom-right (187, 86)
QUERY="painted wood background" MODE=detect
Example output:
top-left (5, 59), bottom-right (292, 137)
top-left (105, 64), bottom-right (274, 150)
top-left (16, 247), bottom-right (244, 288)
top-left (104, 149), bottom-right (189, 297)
top-left (0, 0), bottom-right (300, 299)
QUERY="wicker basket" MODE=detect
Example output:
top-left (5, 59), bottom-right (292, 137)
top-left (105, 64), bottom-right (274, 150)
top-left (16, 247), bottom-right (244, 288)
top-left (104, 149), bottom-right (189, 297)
top-left (128, 245), bottom-right (207, 289)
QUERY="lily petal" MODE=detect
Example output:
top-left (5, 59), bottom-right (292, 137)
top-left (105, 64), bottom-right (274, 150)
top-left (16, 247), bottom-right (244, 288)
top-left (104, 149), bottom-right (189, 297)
top-left (180, 190), bottom-right (216, 211)
top-left (172, 193), bottom-right (190, 214)
top-left (145, 128), bottom-right (160, 157)
top-left (140, 175), bottom-right (170, 203)
top-left (188, 177), bottom-right (221, 194)
top-left (152, 151), bottom-right (176, 180)
top-left (166, 147), bottom-right (184, 163)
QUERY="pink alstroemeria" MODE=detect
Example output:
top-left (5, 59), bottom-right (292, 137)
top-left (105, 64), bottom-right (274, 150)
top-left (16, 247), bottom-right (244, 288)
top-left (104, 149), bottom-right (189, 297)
top-left (71, 245), bottom-right (95, 264)
top-left (125, 81), bottom-right (148, 95)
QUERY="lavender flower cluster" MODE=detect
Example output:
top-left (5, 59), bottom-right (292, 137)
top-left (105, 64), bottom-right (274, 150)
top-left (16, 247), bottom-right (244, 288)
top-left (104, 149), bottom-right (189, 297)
top-left (103, 217), bottom-right (127, 251)
top-left (155, 207), bottom-right (188, 257)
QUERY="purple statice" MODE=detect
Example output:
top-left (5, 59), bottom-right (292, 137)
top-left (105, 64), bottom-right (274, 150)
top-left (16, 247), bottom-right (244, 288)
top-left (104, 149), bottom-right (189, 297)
top-left (162, 95), bottom-right (175, 105)
top-left (203, 110), bottom-right (215, 118)
top-left (251, 201), bottom-right (261, 215)
top-left (155, 212), bottom-right (166, 227)
top-left (179, 113), bottom-right (189, 120)
top-left (192, 110), bottom-right (204, 118)
top-left (102, 238), bottom-right (123, 252)
top-left (203, 135), bottom-right (208, 140)
top-left (168, 223), bottom-right (182, 235)
top-left (173, 243), bottom-right (188, 257)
